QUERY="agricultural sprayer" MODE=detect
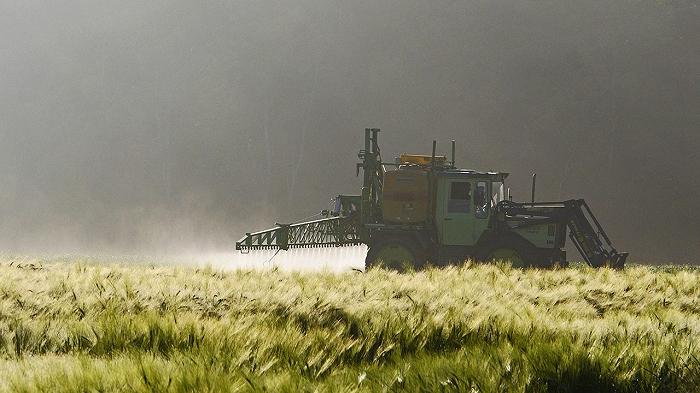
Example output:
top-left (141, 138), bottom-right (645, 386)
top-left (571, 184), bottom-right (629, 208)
top-left (237, 128), bottom-right (627, 269)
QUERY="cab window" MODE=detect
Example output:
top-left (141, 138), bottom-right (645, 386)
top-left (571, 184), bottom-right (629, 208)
top-left (474, 181), bottom-right (488, 218)
top-left (491, 181), bottom-right (505, 207)
top-left (448, 182), bottom-right (471, 213)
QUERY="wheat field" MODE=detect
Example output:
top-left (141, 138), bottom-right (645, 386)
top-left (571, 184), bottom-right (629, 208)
top-left (0, 256), bottom-right (698, 392)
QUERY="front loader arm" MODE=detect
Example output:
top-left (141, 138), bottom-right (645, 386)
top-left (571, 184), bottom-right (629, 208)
top-left (497, 199), bottom-right (628, 268)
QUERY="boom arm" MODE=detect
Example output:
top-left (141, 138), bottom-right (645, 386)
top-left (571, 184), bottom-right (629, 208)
top-left (235, 216), bottom-right (361, 251)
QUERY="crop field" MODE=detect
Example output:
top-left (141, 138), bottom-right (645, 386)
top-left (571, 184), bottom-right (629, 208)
top-left (0, 257), bottom-right (699, 392)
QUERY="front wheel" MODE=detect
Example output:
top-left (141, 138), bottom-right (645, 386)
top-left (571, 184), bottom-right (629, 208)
top-left (365, 237), bottom-right (426, 271)
top-left (477, 236), bottom-right (534, 267)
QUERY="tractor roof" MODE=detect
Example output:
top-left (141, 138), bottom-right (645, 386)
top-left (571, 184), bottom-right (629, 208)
top-left (441, 169), bottom-right (509, 181)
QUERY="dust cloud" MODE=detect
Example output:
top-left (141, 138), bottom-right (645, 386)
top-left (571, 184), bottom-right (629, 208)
top-left (192, 245), bottom-right (368, 272)
top-left (0, 1), bottom-right (697, 264)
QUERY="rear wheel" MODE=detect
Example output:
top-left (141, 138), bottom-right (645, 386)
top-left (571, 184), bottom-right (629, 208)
top-left (486, 247), bottom-right (525, 267)
top-left (365, 237), bottom-right (425, 271)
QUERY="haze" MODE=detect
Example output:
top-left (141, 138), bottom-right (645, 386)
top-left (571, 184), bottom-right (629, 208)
top-left (0, 1), bottom-right (697, 263)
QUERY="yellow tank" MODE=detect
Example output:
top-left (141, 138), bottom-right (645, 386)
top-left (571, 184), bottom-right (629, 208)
top-left (382, 168), bottom-right (429, 224)
top-left (399, 154), bottom-right (447, 167)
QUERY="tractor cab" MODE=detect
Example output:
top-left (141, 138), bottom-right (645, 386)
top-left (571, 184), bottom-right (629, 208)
top-left (435, 171), bottom-right (508, 247)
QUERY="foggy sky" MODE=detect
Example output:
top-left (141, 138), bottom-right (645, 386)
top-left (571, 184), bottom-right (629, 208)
top-left (0, 1), bottom-right (698, 262)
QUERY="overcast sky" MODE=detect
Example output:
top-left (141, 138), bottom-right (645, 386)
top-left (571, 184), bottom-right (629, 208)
top-left (0, 1), bottom-right (698, 262)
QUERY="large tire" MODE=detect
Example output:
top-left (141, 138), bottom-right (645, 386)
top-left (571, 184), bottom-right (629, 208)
top-left (477, 236), bottom-right (534, 268)
top-left (485, 247), bottom-right (526, 267)
top-left (365, 237), bottom-right (426, 271)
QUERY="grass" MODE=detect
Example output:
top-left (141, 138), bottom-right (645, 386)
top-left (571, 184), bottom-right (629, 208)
top-left (0, 256), bottom-right (698, 392)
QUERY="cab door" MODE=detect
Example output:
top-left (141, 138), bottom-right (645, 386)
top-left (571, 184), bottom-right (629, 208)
top-left (436, 178), bottom-right (476, 246)
top-left (436, 178), bottom-right (491, 246)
